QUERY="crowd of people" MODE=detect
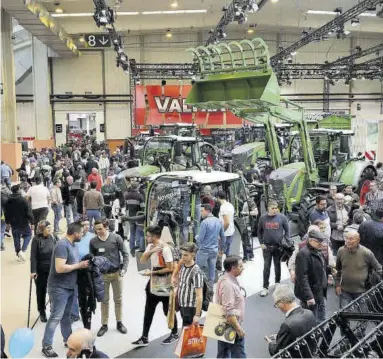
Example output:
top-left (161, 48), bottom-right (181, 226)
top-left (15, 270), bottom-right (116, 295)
top-left (1, 139), bottom-right (383, 358)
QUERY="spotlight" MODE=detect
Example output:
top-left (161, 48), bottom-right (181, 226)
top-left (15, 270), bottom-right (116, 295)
top-left (161, 80), bottom-right (167, 86)
top-left (351, 18), bottom-right (360, 26)
top-left (271, 0), bottom-right (279, 3)
top-left (166, 29), bottom-right (172, 38)
top-left (355, 46), bottom-right (362, 53)
top-left (170, 0), bottom-right (178, 8)
top-left (78, 36), bottom-right (85, 43)
top-left (334, 7), bottom-right (342, 15)
top-left (247, 28), bottom-right (254, 34)
top-left (291, 51), bottom-right (297, 56)
top-left (55, 7), bottom-right (64, 13)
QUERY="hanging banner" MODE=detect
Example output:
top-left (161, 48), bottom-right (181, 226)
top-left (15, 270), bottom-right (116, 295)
top-left (135, 85), bottom-right (244, 129)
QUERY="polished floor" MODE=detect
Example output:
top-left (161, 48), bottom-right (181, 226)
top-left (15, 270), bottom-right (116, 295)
top-left (1, 209), bottom-right (291, 358)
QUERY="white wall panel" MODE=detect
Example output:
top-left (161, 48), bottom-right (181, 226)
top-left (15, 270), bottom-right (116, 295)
top-left (53, 52), bottom-right (103, 94)
top-left (104, 49), bottom-right (129, 94)
top-left (105, 104), bottom-right (131, 139)
top-left (16, 102), bottom-right (35, 138)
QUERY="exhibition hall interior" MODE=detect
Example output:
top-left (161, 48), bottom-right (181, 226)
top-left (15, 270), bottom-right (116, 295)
top-left (1, 0), bottom-right (383, 358)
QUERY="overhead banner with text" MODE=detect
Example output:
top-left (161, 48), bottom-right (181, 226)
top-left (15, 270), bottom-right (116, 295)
top-left (135, 85), bottom-right (245, 129)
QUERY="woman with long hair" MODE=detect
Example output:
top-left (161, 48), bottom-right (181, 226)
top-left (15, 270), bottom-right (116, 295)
top-left (30, 220), bottom-right (59, 322)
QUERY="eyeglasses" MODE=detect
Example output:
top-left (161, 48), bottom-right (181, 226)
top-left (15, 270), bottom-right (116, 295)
top-left (274, 300), bottom-right (282, 308)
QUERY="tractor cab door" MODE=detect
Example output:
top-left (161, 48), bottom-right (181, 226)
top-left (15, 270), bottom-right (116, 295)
top-left (221, 179), bottom-right (254, 259)
top-left (146, 177), bottom-right (192, 246)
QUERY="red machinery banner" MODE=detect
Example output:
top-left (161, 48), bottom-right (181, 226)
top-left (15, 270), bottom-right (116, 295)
top-left (135, 85), bottom-right (245, 130)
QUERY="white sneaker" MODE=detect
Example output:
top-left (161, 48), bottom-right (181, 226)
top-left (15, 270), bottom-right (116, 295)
top-left (18, 251), bottom-right (26, 261)
top-left (260, 288), bottom-right (269, 297)
top-left (17, 254), bottom-right (23, 262)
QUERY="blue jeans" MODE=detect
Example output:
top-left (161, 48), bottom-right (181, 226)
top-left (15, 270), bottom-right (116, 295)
top-left (217, 336), bottom-right (246, 358)
top-left (72, 286), bottom-right (80, 318)
top-left (196, 249), bottom-right (217, 283)
top-left (51, 204), bottom-right (63, 233)
top-left (303, 297), bottom-right (326, 324)
top-left (340, 291), bottom-right (367, 338)
top-left (1, 220), bottom-right (5, 246)
top-left (129, 222), bottom-right (145, 251)
top-left (64, 205), bottom-right (73, 226)
top-left (86, 209), bottom-right (101, 231)
top-left (223, 235), bottom-right (234, 256)
top-left (12, 226), bottom-right (32, 254)
top-left (42, 286), bottom-right (75, 347)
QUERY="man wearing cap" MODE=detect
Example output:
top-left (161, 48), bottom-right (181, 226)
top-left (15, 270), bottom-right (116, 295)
top-left (196, 204), bottom-right (225, 283)
top-left (295, 229), bottom-right (328, 323)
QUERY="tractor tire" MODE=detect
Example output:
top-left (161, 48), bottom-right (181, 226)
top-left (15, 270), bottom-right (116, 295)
top-left (296, 195), bottom-right (317, 238)
top-left (358, 166), bottom-right (376, 205)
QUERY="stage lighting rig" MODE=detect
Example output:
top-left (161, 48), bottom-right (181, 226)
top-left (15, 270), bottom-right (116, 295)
top-left (206, 0), bottom-right (268, 45)
top-left (271, 0), bottom-right (382, 66)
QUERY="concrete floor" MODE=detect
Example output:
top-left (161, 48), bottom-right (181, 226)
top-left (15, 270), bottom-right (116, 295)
top-left (1, 208), bottom-right (291, 358)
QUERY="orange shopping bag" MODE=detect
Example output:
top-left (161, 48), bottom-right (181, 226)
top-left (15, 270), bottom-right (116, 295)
top-left (174, 324), bottom-right (207, 358)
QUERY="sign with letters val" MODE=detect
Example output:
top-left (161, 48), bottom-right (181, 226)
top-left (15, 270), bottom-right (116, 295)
top-left (85, 34), bottom-right (111, 48)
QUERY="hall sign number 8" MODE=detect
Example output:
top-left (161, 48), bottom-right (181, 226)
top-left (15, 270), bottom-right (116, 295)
top-left (88, 35), bottom-right (97, 47)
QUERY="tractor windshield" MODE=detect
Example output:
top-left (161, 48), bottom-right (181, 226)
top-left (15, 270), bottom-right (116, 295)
top-left (142, 139), bottom-right (173, 166)
top-left (147, 177), bottom-right (192, 245)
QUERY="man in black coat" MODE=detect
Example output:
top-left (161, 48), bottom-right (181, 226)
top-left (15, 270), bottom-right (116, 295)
top-left (268, 284), bottom-right (316, 356)
top-left (295, 229), bottom-right (328, 324)
top-left (85, 155), bottom-right (99, 176)
top-left (3, 184), bottom-right (34, 261)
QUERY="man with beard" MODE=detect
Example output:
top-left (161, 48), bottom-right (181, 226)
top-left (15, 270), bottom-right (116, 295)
top-left (41, 223), bottom-right (89, 358)
top-left (309, 195), bottom-right (331, 239)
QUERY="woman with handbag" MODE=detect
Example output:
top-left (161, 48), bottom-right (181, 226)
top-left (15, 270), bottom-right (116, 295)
top-left (30, 220), bottom-right (59, 322)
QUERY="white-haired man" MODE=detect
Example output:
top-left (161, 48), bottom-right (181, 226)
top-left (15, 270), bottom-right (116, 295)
top-left (268, 284), bottom-right (316, 356)
top-left (66, 329), bottom-right (108, 358)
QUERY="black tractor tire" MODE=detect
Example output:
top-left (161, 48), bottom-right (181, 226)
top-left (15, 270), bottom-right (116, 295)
top-left (358, 166), bottom-right (377, 204)
top-left (296, 195), bottom-right (317, 238)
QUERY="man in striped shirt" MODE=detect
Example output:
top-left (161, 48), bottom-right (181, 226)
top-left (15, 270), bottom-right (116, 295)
top-left (364, 181), bottom-right (383, 214)
top-left (173, 242), bottom-right (203, 327)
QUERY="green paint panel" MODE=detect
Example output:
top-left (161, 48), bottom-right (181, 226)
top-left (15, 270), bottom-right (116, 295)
top-left (319, 115), bottom-right (352, 130)
top-left (186, 71), bottom-right (280, 108)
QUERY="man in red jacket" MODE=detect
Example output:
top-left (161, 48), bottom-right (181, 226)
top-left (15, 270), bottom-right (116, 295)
top-left (88, 168), bottom-right (103, 191)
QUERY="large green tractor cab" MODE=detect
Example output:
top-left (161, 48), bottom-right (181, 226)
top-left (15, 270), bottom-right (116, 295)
top-left (284, 129), bottom-right (377, 199)
top-left (144, 170), bottom-right (257, 260)
top-left (185, 37), bottom-right (323, 236)
top-left (119, 135), bottom-right (209, 185)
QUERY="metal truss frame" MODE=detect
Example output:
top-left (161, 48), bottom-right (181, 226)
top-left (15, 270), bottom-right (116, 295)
top-left (273, 281), bottom-right (383, 358)
top-left (270, 0), bottom-right (382, 66)
top-left (324, 43), bottom-right (383, 67)
top-left (205, 0), bottom-right (269, 46)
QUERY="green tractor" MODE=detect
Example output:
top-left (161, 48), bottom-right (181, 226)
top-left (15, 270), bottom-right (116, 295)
top-left (185, 37), bottom-right (374, 236)
top-left (285, 128), bottom-right (376, 196)
top-left (144, 170), bottom-right (257, 260)
top-left (159, 123), bottom-right (199, 137)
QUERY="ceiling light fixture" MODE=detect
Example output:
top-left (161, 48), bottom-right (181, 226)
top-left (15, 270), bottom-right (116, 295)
top-left (351, 18), bottom-right (360, 26)
top-left (78, 36), bottom-right (85, 42)
top-left (307, 10), bottom-right (376, 17)
top-left (51, 10), bottom-right (207, 18)
top-left (247, 28), bottom-right (254, 34)
top-left (271, 0), bottom-right (279, 3)
top-left (170, 0), bottom-right (179, 8)
top-left (166, 29), bottom-right (172, 38)
top-left (291, 51), bottom-right (297, 56)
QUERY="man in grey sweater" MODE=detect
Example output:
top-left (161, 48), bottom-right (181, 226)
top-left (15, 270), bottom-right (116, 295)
top-left (90, 218), bottom-right (129, 337)
top-left (258, 200), bottom-right (289, 297)
top-left (335, 230), bottom-right (382, 335)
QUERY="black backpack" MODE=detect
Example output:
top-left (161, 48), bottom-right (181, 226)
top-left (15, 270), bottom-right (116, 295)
top-left (201, 270), bottom-right (214, 311)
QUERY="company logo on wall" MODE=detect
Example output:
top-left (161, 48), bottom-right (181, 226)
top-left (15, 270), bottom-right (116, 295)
top-left (55, 124), bottom-right (63, 133)
top-left (135, 85), bottom-right (243, 128)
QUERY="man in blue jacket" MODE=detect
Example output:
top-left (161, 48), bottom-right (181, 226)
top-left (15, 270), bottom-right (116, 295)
top-left (196, 204), bottom-right (225, 283)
